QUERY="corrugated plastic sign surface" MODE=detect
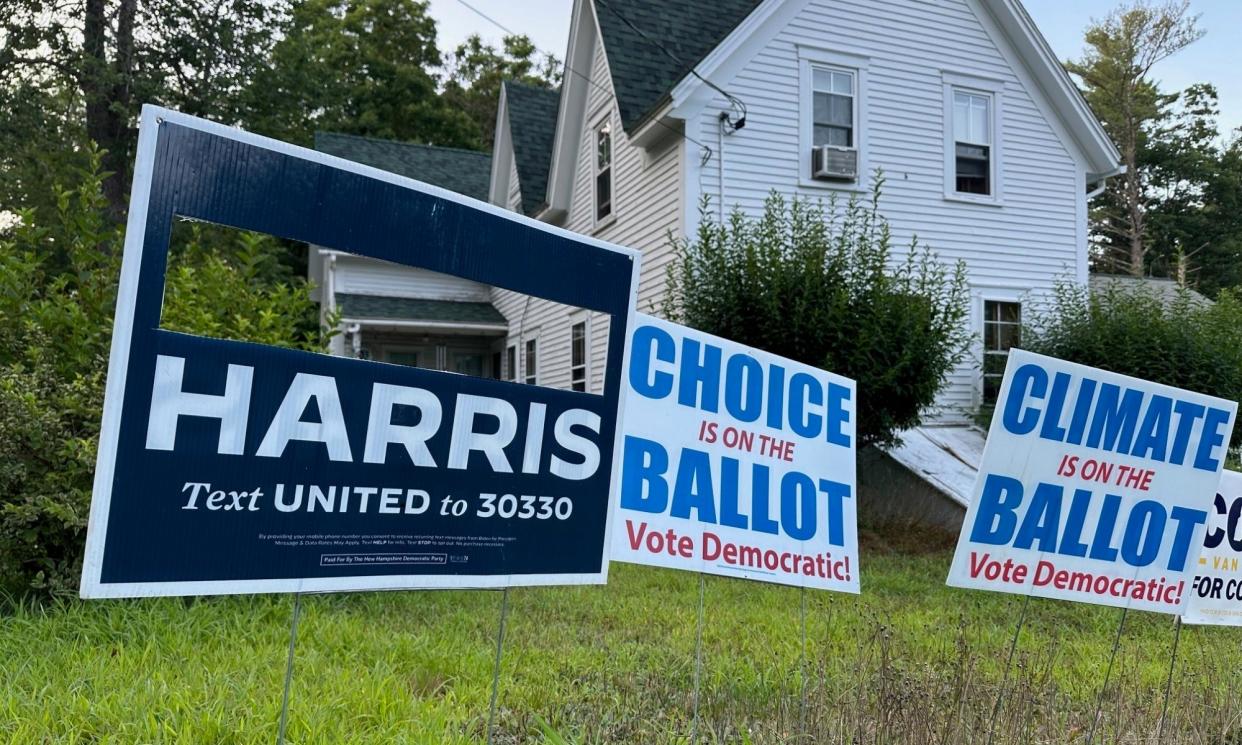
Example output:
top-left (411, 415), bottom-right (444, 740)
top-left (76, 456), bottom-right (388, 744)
top-left (80, 107), bottom-right (640, 598)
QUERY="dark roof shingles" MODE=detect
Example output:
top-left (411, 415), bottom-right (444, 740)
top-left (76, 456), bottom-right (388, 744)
top-left (594, 0), bottom-right (763, 132)
top-left (504, 82), bottom-right (561, 215)
top-left (336, 294), bottom-right (507, 325)
top-left (314, 132), bottom-right (492, 201)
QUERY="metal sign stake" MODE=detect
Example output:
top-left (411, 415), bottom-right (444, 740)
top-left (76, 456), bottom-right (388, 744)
top-left (799, 586), bottom-right (808, 733)
top-left (985, 592), bottom-right (1032, 745)
top-left (486, 587), bottom-right (511, 745)
top-left (277, 593), bottom-right (303, 745)
top-left (690, 573), bottom-right (707, 745)
top-left (1156, 616), bottom-right (1183, 741)
top-left (1086, 606), bottom-right (1128, 745)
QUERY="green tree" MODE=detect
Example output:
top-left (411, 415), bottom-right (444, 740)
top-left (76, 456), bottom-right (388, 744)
top-left (665, 184), bottom-right (970, 448)
top-left (441, 34), bottom-right (561, 150)
top-left (0, 0), bottom-right (281, 221)
top-left (1066, 0), bottom-right (1203, 276)
top-left (245, 0), bottom-right (474, 148)
top-left (1024, 280), bottom-right (1242, 450)
top-left (0, 153), bottom-right (330, 597)
top-left (1144, 86), bottom-right (1242, 295)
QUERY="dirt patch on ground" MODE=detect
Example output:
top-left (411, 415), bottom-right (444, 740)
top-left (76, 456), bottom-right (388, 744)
top-left (858, 520), bottom-right (959, 555)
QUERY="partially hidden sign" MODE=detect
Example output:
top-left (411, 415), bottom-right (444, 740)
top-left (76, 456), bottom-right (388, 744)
top-left (612, 314), bottom-right (859, 592)
top-left (1183, 469), bottom-right (1242, 625)
top-left (947, 349), bottom-right (1236, 613)
top-left (81, 106), bottom-right (640, 598)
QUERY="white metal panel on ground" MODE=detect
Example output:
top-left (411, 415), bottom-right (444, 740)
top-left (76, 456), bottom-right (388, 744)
top-left (884, 426), bottom-right (987, 508)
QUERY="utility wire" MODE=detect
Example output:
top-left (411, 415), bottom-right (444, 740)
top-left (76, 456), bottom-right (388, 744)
top-left (593, 0), bottom-right (747, 131)
top-left (452, 0), bottom-right (715, 164)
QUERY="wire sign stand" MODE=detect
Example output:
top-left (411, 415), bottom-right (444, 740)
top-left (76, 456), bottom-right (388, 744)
top-left (277, 593), bottom-right (304, 745)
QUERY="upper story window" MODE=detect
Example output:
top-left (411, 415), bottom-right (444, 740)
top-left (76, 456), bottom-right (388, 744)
top-left (799, 47), bottom-right (869, 188)
top-left (524, 338), bottom-right (538, 385)
top-left (594, 119), bottom-right (613, 223)
top-left (982, 300), bottom-right (1021, 405)
top-left (943, 72), bottom-right (1003, 203)
top-left (570, 321), bottom-right (587, 392)
top-left (954, 90), bottom-right (992, 195)
top-left (813, 67), bottom-right (855, 148)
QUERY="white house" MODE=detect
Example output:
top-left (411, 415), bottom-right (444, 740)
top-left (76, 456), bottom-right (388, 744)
top-left (310, 0), bottom-right (1122, 522)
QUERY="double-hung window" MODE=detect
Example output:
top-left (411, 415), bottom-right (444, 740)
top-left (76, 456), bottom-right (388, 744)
top-left (594, 119), bottom-right (613, 223)
top-left (524, 338), bottom-right (538, 385)
top-left (982, 300), bottom-right (1021, 404)
top-left (799, 47), bottom-right (868, 188)
top-left (954, 90), bottom-right (992, 195)
top-left (812, 67), bottom-right (855, 148)
top-left (570, 321), bottom-right (587, 392)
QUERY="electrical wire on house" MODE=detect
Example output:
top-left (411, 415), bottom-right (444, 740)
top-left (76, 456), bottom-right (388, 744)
top-left (452, 0), bottom-right (715, 166)
top-left (593, 0), bottom-right (747, 133)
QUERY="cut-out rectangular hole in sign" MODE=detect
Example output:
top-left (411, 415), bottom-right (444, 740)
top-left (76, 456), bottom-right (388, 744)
top-left (163, 216), bottom-right (610, 395)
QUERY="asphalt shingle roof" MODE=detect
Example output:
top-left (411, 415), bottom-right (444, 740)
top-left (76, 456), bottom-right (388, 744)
top-left (593, 0), bottom-right (764, 132)
top-left (314, 132), bottom-right (492, 201)
top-left (1088, 274), bottom-right (1211, 308)
top-left (504, 82), bottom-right (561, 215)
top-left (336, 294), bottom-right (507, 325)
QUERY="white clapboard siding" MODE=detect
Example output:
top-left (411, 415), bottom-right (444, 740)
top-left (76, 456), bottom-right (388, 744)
top-left (488, 0), bottom-right (1091, 422)
top-left (688, 0), bottom-right (1083, 422)
top-left (507, 155), bottom-right (523, 212)
top-left (491, 17), bottom-right (682, 395)
top-left (334, 255), bottom-right (492, 303)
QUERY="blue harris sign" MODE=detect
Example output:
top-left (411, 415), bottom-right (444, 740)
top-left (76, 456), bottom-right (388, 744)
top-left (80, 107), bottom-right (640, 598)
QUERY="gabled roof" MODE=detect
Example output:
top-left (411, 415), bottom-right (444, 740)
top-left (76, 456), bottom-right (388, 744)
top-left (314, 132), bottom-right (492, 201)
top-left (593, 0), bottom-right (763, 133)
top-left (503, 82), bottom-right (561, 215)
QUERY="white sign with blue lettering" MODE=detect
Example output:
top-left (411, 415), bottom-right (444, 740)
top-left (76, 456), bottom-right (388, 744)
top-left (947, 349), bottom-right (1236, 613)
top-left (612, 314), bottom-right (858, 592)
top-left (1183, 469), bottom-right (1242, 625)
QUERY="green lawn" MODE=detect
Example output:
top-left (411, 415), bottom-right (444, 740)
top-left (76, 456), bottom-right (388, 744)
top-left (2, 545), bottom-right (1240, 744)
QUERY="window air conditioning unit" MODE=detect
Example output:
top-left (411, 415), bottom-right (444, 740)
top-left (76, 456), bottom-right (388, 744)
top-left (812, 145), bottom-right (857, 181)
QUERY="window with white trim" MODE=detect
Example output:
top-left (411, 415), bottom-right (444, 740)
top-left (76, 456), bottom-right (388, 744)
top-left (982, 300), bottom-right (1021, 404)
top-left (524, 338), bottom-right (538, 385)
top-left (594, 119), bottom-right (613, 222)
top-left (812, 66), bottom-right (855, 148)
top-left (798, 47), bottom-right (869, 188)
top-left (953, 89), bottom-right (992, 196)
top-left (505, 344), bottom-right (516, 382)
top-left (570, 321), bottom-right (587, 392)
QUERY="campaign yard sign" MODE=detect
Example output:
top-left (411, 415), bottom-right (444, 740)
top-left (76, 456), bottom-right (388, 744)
top-left (1183, 470), bottom-right (1242, 625)
top-left (612, 314), bottom-right (858, 592)
top-left (80, 106), bottom-right (640, 598)
top-left (947, 349), bottom-right (1237, 613)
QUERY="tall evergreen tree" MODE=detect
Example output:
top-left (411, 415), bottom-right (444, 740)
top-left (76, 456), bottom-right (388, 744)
top-left (1066, 0), bottom-right (1203, 276)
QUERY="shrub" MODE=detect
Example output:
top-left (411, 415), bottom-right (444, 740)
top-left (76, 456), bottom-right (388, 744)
top-left (665, 182), bottom-right (970, 448)
top-left (1024, 279), bottom-right (1242, 450)
top-left (0, 152), bottom-right (330, 598)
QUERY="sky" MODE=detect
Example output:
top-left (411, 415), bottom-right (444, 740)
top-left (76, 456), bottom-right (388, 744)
top-left (427, 0), bottom-right (1241, 137)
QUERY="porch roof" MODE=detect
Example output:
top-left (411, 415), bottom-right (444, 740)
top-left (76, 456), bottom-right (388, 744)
top-left (336, 293), bottom-right (508, 327)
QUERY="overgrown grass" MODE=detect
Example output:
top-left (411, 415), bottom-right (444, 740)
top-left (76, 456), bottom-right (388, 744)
top-left (1, 545), bottom-right (1239, 743)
